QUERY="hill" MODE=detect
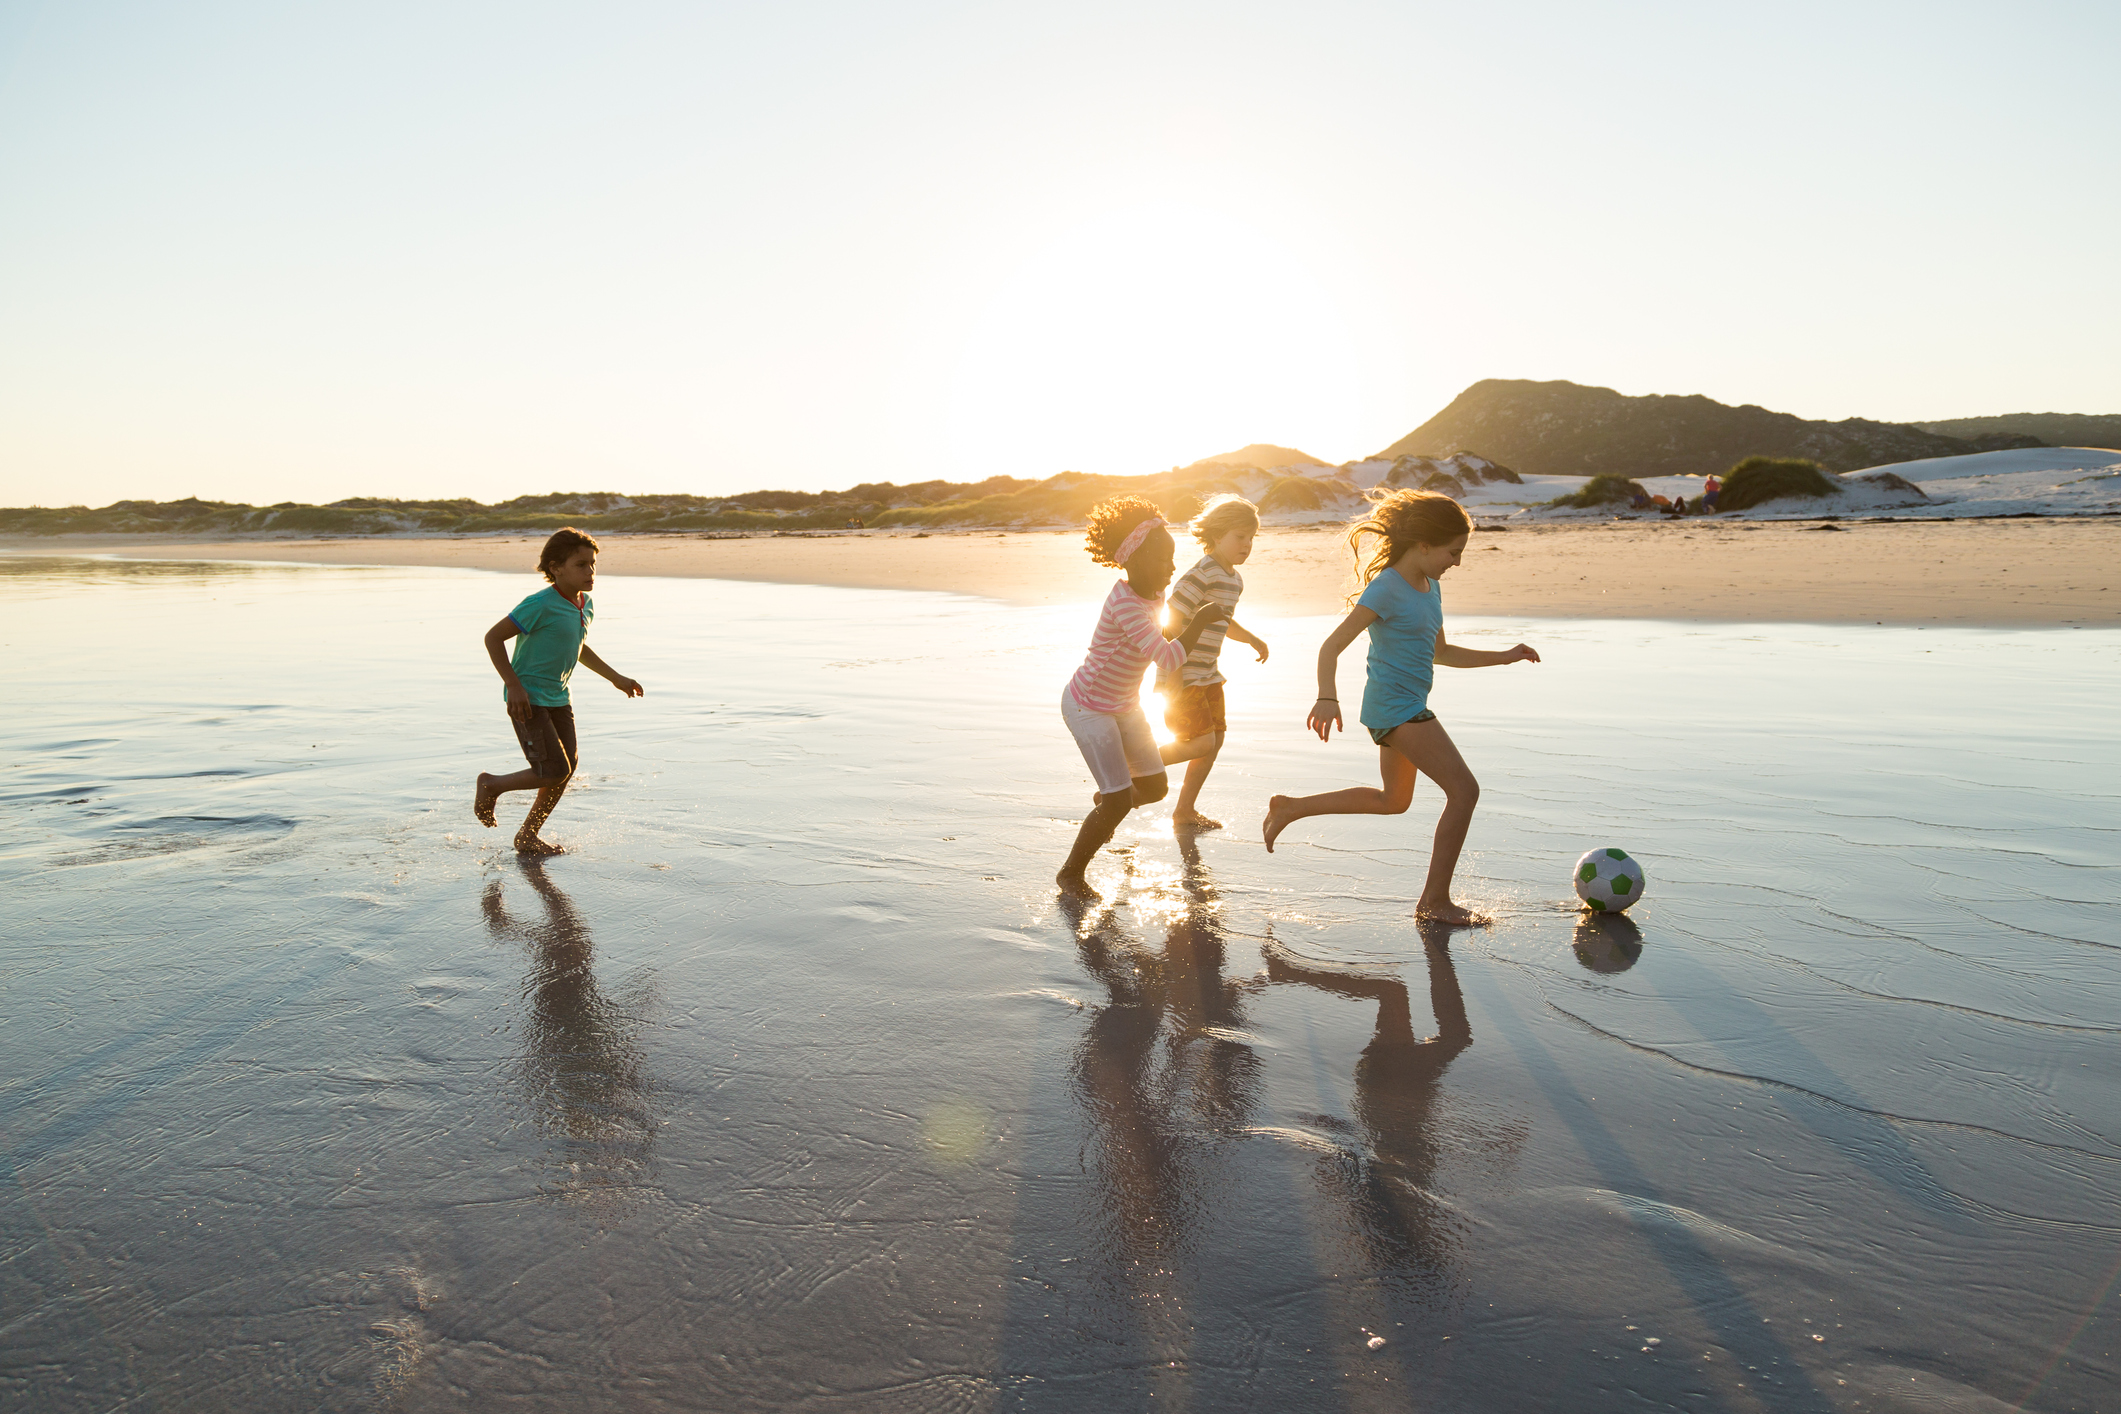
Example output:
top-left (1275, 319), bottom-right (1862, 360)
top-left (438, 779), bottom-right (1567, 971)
top-left (1914, 412), bottom-right (2121, 451)
top-left (1375, 379), bottom-right (2043, 478)
top-left (0, 466), bottom-right (1275, 538)
top-left (1181, 443), bottom-right (1328, 473)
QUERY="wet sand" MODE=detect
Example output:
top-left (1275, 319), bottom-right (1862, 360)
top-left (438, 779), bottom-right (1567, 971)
top-left (8, 514), bottom-right (2120, 625)
top-left (7, 553), bottom-right (2119, 1411)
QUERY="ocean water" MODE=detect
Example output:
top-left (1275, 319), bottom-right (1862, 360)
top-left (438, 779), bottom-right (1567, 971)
top-left (4, 554), bottom-right (2118, 1413)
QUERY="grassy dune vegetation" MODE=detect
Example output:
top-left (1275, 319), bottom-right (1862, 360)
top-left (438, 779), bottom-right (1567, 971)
top-left (1715, 457), bottom-right (1837, 511)
top-left (1538, 456), bottom-right (1843, 513)
top-left (1543, 473), bottom-right (1650, 510)
top-left (1, 467), bottom-right (1267, 537)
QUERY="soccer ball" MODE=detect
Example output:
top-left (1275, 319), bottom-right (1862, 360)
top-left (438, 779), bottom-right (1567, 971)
top-left (1574, 848), bottom-right (1646, 913)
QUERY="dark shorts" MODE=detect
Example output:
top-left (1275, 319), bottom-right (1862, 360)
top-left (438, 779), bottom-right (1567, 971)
top-left (514, 704), bottom-right (577, 780)
top-left (1163, 682), bottom-right (1227, 742)
top-left (1368, 709), bottom-right (1437, 746)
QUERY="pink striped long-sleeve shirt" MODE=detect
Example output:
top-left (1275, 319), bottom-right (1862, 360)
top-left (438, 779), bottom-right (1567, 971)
top-left (1067, 579), bottom-right (1187, 714)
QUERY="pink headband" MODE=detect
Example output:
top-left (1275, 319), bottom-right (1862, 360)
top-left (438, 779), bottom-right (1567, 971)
top-left (1114, 516), bottom-right (1166, 566)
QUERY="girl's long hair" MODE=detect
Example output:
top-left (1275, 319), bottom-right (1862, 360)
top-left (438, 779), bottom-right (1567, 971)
top-left (1346, 489), bottom-right (1472, 602)
top-left (1084, 494), bottom-right (1165, 568)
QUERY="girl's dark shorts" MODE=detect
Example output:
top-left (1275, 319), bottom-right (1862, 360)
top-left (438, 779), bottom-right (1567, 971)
top-left (514, 704), bottom-right (577, 780)
top-left (1368, 709), bottom-right (1437, 746)
top-left (1163, 683), bottom-right (1227, 742)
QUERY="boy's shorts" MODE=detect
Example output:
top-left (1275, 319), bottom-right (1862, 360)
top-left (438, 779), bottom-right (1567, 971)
top-left (514, 704), bottom-right (578, 780)
top-left (1367, 709), bottom-right (1437, 746)
top-left (1163, 683), bottom-right (1227, 742)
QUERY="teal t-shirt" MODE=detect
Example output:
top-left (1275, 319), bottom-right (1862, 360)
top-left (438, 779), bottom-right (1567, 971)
top-left (507, 587), bottom-right (593, 707)
top-left (1357, 569), bottom-right (1442, 730)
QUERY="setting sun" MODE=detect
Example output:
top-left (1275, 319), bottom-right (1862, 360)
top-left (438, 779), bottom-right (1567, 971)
top-left (946, 202), bottom-right (1368, 480)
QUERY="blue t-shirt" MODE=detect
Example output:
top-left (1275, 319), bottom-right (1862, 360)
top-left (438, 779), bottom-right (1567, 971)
top-left (1356, 569), bottom-right (1442, 730)
top-left (506, 587), bottom-right (593, 707)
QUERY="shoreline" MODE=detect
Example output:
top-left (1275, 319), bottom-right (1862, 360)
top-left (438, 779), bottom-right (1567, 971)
top-left (8, 516), bottom-right (2119, 627)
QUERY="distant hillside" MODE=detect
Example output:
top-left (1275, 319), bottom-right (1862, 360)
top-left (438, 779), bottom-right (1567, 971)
top-left (0, 484), bottom-right (1016, 536)
top-left (1915, 413), bottom-right (2121, 451)
top-left (1181, 443), bottom-right (1327, 473)
top-left (0, 466), bottom-right (1277, 537)
top-left (1376, 379), bottom-right (2044, 478)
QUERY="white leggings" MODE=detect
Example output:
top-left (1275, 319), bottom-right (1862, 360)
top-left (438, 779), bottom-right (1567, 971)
top-left (1061, 686), bottom-right (1165, 795)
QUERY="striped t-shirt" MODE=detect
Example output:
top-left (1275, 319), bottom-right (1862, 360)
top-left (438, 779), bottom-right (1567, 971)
top-left (1156, 555), bottom-right (1243, 691)
top-left (1067, 579), bottom-right (1187, 714)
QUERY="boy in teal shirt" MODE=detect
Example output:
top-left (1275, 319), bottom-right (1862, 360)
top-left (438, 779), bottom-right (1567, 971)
top-left (473, 528), bottom-right (644, 854)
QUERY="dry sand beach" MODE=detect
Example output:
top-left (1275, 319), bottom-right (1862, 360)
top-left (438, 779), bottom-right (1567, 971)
top-left (12, 515), bottom-right (2119, 626)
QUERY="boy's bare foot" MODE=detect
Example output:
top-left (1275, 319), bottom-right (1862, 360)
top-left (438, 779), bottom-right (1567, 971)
top-left (1172, 811), bottom-right (1222, 832)
top-left (515, 834), bottom-right (565, 857)
top-left (1414, 901), bottom-right (1490, 927)
top-left (1055, 869), bottom-right (1102, 900)
top-left (1262, 796), bottom-right (1298, 853)
top-left (474, 773), bottom-right (499, 827)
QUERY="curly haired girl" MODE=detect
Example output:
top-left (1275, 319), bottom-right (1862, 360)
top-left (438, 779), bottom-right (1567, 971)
top-left (1260, 489), bottom-right (1539, 925)
top-left (1056, 495), bottom-right (1228, 897)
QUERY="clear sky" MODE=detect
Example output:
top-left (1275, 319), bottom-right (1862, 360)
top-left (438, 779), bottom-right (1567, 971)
top-left (2, 0), bottom-right (2115, 507)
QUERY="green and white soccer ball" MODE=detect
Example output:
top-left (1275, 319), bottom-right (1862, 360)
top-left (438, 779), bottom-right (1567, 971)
top-left (1574, 847), bottom-right (1646, 913)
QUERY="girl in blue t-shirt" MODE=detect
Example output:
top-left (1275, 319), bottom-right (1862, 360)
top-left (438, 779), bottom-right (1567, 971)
top-left (473, 528), bottom-right (644, 855)
top-left (1261, 490), bottom-right (1539, 926)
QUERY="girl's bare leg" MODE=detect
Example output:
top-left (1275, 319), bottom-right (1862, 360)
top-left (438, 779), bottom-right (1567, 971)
top-left (1263, 720), bottom-right (1485, 924)
top-left (514, 778), bottom-right (569, 854)
top-left (1263, 749), bottom-right (1417, 851)
top-left (1169, 742), bottom-right (1223, 829)
top-left (475, 767), bottom-right (543, 827)
top-left (1387, 723), bottom-right (1482, 923)
top-left (1059, 774), bottom-right (1168, 897)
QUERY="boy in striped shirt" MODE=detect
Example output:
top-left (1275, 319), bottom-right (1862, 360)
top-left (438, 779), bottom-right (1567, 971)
top-left (1157, 495), bottom-right (1269, 830)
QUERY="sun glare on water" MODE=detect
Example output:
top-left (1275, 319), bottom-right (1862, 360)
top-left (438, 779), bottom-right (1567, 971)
top-left (947, 204), bottom-right (1367, 480)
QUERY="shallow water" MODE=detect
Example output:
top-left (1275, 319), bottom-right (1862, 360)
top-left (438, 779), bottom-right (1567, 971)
top-left (5, 554), bottom-right (2118, 1412)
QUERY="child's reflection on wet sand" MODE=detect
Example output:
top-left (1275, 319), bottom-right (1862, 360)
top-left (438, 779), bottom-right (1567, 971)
top-left (1263, 919), bottom-right (1524, 1284)
top-left (1060, 836), bottom-right (1267, 1343)
top-left (481, 862), bottom-right (661, 1213)
top-left (1060, 835), bottom-right (1520, 1339)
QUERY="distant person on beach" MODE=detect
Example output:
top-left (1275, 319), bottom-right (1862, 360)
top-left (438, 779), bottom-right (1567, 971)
top-left (473, 528), bottom-right (645, 855)
top-left (1056, 497), bottom-right (1228, 898)
top-left (1156, 494), bottom-right (1270, 831)
top-left (1261, 490), bottom-right (1539, 926)
top-left (1703, 475), bottom-right (1721, 511)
